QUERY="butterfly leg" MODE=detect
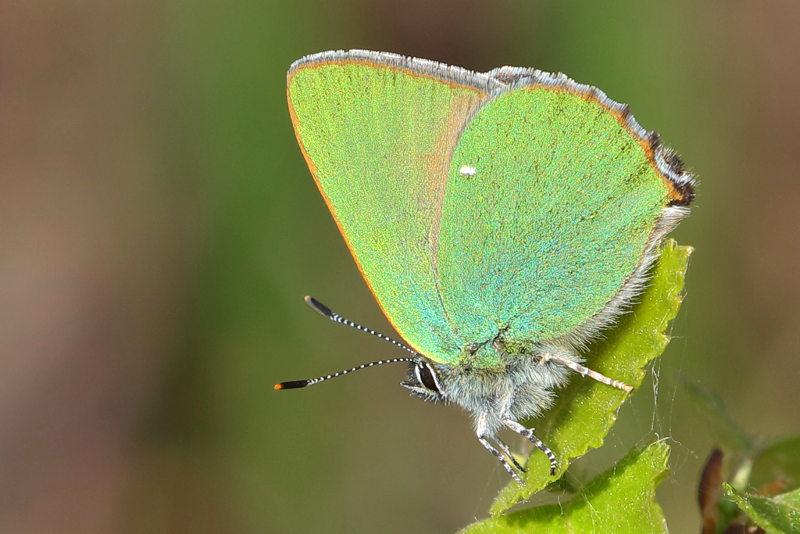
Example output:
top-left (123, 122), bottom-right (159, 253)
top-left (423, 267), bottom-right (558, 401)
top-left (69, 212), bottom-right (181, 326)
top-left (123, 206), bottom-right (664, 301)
top-left (493, 435), bottom-right (526, 473)
top-left (502, 418), bottom-right (557, 476)
top-left (540, 353), bottom-right (633, 393)
top-left (478, 434), bottom-right (524, 485)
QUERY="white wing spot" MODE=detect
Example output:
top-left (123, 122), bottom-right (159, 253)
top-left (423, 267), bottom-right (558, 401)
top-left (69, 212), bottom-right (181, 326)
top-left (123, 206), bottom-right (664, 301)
top-left (459, 165), bottom-right (477, 176)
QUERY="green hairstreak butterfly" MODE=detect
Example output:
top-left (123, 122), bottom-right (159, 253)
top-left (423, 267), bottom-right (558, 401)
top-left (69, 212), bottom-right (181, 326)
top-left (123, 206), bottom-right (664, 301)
top-left (275, 49), bottom-right (694, 483)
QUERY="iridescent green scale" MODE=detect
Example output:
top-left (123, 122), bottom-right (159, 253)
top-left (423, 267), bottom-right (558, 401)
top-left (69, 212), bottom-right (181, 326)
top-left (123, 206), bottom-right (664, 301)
top-left (287, 50), bottom-right (691, 367)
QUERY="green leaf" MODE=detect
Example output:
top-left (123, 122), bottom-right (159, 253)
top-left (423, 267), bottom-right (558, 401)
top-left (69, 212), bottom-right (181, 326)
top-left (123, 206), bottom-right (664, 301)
top-left (462, 441), bottom-right (670, 534)
top-left (682, 380), bottom-right (755, 455)
top-left (491, 240), bottom-right (692, 515)
top-left (724, 484), bottom-right (800, 533)
top-left (750, 435), bottom-right (800, 492)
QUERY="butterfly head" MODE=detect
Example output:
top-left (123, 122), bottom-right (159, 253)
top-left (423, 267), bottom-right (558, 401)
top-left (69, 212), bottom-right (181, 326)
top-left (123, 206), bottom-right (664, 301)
top-left (401, 359), bottom-right (445, 401)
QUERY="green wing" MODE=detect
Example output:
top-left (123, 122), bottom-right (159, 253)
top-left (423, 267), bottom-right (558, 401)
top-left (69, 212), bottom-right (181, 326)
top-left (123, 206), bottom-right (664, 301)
top-left (287, 50), bottom-right (501, 361)
top-left (436, 72), bottom-right (691, 349)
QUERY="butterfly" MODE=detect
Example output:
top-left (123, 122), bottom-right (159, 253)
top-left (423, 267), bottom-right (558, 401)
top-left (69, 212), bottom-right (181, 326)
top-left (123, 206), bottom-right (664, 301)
top-left (276, 49), bottom-right (694, 483)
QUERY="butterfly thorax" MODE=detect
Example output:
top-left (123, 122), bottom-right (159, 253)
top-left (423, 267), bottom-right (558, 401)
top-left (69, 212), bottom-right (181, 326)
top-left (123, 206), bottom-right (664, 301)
top-left (430, 340), bottom-right (576, 436)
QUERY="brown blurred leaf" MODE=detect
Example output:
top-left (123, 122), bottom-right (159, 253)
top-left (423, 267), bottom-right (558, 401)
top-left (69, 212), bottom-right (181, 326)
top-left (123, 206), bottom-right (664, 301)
top-left (699, 448), bottom-right (724, 534)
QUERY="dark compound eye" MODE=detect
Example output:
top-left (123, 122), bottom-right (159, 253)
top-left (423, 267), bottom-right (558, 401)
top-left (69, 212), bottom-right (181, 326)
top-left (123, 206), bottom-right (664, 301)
top-left (415, 362), bottom-right (440, 392)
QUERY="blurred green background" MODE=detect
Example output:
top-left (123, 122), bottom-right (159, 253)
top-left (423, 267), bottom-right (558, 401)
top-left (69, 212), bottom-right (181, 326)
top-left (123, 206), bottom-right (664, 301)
top-left (3, 1), bottom-right (799, 532)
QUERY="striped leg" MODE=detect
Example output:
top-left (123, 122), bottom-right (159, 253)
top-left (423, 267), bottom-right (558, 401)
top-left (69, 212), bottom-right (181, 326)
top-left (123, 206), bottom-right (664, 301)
top-left (540, 353), bottom-right (633, 393)
top-left (478, 435), bottom-right (524, 485)
top-left (493, 435), bottom-right (526, 473)
top-left (502, 418), bottom-right (558, 476)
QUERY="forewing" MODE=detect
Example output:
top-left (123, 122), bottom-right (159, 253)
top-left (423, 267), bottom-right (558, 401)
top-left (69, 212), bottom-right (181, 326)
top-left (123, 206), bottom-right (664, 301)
top-left (436, 75), bottom-right (688, 346)
top-left (288, 50), bottom-right (499, 361)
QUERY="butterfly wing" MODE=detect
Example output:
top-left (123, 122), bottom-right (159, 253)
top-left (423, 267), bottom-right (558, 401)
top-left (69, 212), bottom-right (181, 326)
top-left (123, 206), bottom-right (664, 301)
top-left (435, 71), bottom-right (692, 349)
top-left (287, 50), bottom-right (502, 362)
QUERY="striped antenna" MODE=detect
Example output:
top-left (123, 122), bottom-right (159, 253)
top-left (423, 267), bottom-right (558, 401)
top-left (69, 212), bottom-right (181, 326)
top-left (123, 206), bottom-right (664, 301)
top-left (303, 296), bottom-right (419, 356)
top-left (274, 356), bottom-right (417, 390)
top-left (273, 297), bottom-right (421, 391)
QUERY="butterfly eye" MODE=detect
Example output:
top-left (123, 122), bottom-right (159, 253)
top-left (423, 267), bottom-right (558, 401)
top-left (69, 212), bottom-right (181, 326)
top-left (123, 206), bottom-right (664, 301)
top-left (415, 362), bottom-right (441, 393)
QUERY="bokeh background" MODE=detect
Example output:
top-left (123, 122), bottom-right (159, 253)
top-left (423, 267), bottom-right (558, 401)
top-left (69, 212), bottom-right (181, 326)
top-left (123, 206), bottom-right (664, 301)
top-left (3, 1), bottom-right (799, 532)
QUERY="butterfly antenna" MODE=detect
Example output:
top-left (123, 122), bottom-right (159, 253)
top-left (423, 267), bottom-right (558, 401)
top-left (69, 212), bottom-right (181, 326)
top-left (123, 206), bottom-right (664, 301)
top-left (303, 296), bottom-right (419, 356)
top-left (273, 297), bottom-right (422, 391)
top-left (274, 356), bottom-right (417, 390)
